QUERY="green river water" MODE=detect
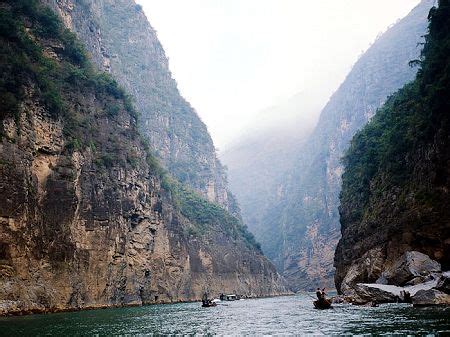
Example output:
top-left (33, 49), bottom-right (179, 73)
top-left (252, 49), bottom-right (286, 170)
top-left (0, 295), bottom-right (449, 336)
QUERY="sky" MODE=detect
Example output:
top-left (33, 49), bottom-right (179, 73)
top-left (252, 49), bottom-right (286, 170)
top-left (136, 0), bottom-right (421, 149)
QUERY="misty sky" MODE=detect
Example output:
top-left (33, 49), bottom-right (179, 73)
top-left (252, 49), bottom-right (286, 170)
top-left (136, 0), bottom-right (421, 149)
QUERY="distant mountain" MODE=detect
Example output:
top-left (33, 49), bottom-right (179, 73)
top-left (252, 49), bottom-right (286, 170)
top-left (224, 0), bottom-right (434, 291)
top-left (335, 0), bottom-right (450, 293)
top-left (221, 90), bottom-right (324, 235)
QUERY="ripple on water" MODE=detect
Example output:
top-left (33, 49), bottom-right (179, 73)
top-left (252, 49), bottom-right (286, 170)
top-left (0, 296), bottom-right (449, 335)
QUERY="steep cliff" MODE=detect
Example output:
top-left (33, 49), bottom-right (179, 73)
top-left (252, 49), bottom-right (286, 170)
top-left (0, 0), bottom-right (285, 315)
top-left (245, 0), bottom-right (433, 291)
top-left (44, 0), bottom-right (236, 212)
top-left (335, 0), bottom-right (450, 293)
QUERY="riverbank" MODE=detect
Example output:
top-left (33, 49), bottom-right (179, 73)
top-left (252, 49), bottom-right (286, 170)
top-left (0, 291), bottom-right (293, 317)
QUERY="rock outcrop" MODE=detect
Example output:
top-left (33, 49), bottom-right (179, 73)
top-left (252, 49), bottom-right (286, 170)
top-left (412, 289), bottom-right (450, 306)
top-left (0, 0), bottom-right (286, 316)
top-left (335, 0), bottom-right (450, 303)
top-left (347, 273), bottom-right (450, 306)
top-left (229, 0), bottom-right (433, 291)
top-left (380, 251), bottom-right (441, 286)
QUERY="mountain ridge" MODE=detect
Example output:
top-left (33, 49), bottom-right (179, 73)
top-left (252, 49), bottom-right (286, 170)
top-left (223, 0), bottom-right (434, 291)
top-left (335, 0), bottom-right (450, 293)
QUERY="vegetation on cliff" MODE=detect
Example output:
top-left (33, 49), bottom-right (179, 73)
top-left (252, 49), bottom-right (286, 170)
top-left (172, 180), bottom-right (261, 251)
top-left (0, 0), bottom-right (261, 253)
top-left (337, 0), bottom-right (450, 289)
top-left (0, 0), bottom-right (136, 144)
top-left (75, 0), bottom-right (235, 208)
top-left (0, 0), bottom-right (283, 314)
top-left (341, 0), bottom-right (450, 234)
top-left (226, 0), bottom-right (431, 291)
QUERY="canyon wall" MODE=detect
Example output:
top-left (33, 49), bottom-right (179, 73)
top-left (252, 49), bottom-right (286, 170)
top-left (335, 0), bottom-right (450, 293)
top-left (226, 0), bottom-right (433, 291)
top-left (45, 0), bottom-right (237, 212)
top-left (0, 0), bottom-right (285, 315)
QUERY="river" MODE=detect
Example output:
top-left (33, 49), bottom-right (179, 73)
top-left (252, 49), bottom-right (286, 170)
top-left (0, 295), bottom-right (449, 335)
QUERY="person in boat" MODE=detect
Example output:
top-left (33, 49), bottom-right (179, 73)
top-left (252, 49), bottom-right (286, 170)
top-left (316, 288), bottom-right (323, 302)
top-left (321, 288), bottom-right (327, 300)
top-left (202, 292), bottom-right (209, 306)
top-left (313, 287), bottom-right (331, 309)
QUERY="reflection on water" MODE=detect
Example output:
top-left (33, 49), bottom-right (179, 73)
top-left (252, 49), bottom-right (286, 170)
top-left (0, 295), bottom-right (449, 335)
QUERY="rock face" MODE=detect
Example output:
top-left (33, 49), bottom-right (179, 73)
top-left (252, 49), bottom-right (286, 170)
top-left (335, 0), bottom-right (450, 297)
top-left (0, 0), bottom-right (285, 316)
top-left (345, 269), bottom-right (450, 305)
top-left (381, 251), bottom-right (441, 286)
top-left (44, 0), bottom-right (237, 212)
top-left (233, 0), bottom-right (432, 291)
top-left (436, 272), bottom-right (450, 293)
top-left (412, 289), bottom-right (450, 306)
top-left (350, 284), bottom-right (400, 304)
top-left (340, 252), bottom-right (449, 305)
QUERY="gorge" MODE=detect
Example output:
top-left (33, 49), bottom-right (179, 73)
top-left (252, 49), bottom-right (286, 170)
top-left (222, 0), bottom-right (436, 291)
top-left (0, 0), bottom-right (449, 326)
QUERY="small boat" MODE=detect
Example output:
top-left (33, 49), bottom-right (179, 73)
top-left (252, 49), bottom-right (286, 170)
top-left (202, 301), bottom-right (217, 307)
top-left (220, 294), bottom-right (238, 301)
top-left (201, 292), bottom-right (217, 307)
top-left (313, 299), bottom-right (332, 310)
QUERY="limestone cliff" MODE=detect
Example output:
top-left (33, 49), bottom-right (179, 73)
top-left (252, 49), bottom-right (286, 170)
top-left (335, 0), bottom-right (450, 294)
top-left (44, 0), bottom-right (236, 212)
top-left (0, 0), bottom-right (285, 315)
top-left (241, 0), bottom-right (433, 291)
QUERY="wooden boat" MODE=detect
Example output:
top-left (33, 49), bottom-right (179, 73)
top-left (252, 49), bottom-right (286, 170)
top-left (202, 301), bottom-right (217, 307)
top-left (313, 299), bottom-right (332, 309)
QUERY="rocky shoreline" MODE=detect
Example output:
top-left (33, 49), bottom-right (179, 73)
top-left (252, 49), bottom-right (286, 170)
top-left (337, 251), bottom-right (450, 306)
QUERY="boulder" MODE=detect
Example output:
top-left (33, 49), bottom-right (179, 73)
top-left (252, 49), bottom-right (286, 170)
top-left (350, 283), bottom-right (399, 304)
top-left (412, 289), bottom-right (450, 306)
top-left (382, 251), bottom-right (441, 286)
top-left (350, 277), bottom-right (440, 305)
top-left (435, 272), bottom-right (450, 294)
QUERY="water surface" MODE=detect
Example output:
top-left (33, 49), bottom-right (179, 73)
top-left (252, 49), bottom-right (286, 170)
top-left (1, 295), bottom-right (449, 335)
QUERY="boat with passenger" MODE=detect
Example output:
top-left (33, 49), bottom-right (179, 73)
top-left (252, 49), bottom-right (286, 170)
top-left (313, 287), bottom-right (332, 309)
top-left (313, 298), bottom-right (332, 309)
top-left (201, 293), bottom-right (217, 307)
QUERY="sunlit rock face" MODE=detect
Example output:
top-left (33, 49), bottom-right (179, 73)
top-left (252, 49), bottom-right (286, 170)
top-left (0, 0), bottom-right (286, 316)
top-left (233, 0), bottom-right (433, 291)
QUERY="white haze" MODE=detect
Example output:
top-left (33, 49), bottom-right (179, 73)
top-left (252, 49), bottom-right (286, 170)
top-left (223, 88), bottom-right (326, 152)
top-left (136, 0), bottom-right (421, 149)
